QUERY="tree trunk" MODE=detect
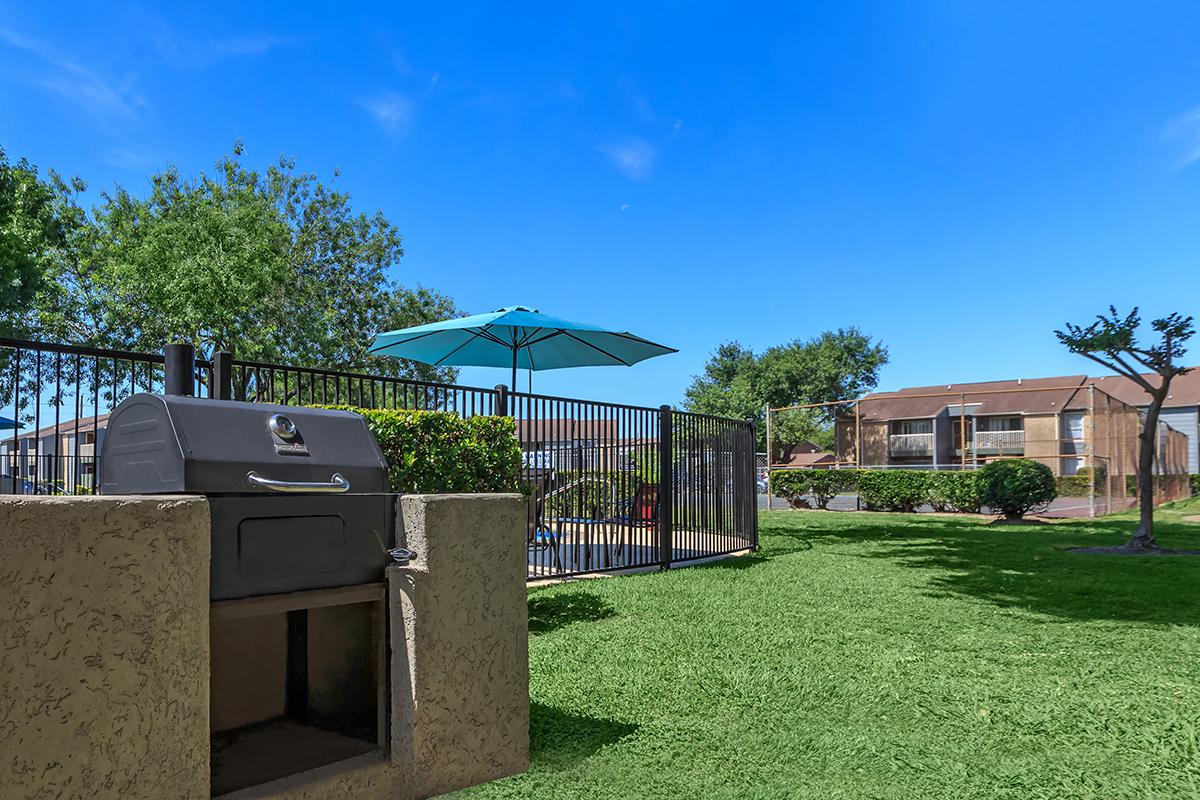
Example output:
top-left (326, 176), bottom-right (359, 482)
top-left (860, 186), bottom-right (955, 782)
top-left (1127, 392), bottom-right (1166, 551)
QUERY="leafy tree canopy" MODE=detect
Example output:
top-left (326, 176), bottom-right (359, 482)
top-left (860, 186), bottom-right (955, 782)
top-left (684, 328), bottom-right (888, 450)
top-left (26, 142), bottom-right (457, 381)
top-left (0, 147), bottom-right (83, 337)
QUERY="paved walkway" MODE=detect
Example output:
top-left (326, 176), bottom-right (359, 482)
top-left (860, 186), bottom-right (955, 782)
top-left (527, 521), bottom-right (750, 579)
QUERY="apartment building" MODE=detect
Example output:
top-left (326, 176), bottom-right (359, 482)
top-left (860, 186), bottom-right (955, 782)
top-left (0, 413), bottom-right (110, 493)
top-left (834, 372), bottom-right (1193, 477)
top-left (1090, 370), bottom-right (1200, 474)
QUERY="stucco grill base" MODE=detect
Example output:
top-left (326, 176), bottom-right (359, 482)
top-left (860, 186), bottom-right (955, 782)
top-left (1, 492), bottom-right (529, 800)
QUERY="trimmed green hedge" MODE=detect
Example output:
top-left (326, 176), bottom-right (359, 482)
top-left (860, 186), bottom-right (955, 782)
top-left (1123, 472), bottom-right (1200, 496)
top-left (316, 405), bottom-right (522, 494)
top-left (927, 471), bottom-right (983, 513)
top-left (1057, 466), bottom-right (1105, 497)
top-left (1057, 475), bottom-right (1091, 497)
top-left (770, 469), bottom-right (855, 509)
top-left (770, 465), bottom-right (1050, 516)
top-left (857, 470), bottom-right (929, 512)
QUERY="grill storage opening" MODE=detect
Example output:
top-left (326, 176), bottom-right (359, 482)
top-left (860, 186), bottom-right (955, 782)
top-left (209, 584), bottom-right (387, 797)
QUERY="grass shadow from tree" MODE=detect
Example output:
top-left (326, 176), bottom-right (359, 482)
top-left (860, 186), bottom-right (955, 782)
top-left (756, 505), bottom-right (1200, 627)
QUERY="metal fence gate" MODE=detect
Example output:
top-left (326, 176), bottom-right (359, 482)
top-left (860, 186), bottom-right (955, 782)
top-left (0, 337), bottom-right (758, 579)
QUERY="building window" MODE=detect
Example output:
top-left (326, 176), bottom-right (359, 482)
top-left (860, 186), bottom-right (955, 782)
top-left (892, 419), bottom-right (932, 435)
top-left (975, 416), bottom-right (1023, 432)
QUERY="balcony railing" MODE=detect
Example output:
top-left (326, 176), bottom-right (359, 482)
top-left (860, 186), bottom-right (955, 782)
top-left (973, 430), bottom-right (1024, 452)
top-left (889, 433), bottom-right (934, 455)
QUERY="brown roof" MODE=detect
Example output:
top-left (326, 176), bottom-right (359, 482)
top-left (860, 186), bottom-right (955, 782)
top-left (775, 441), bottom-right (835, 467)
top-left (781, 450), bottom-right (836, 467)
top-left (515, 418), bottom-right (621, 443)
top-left (14, 412), bottom-right (111, 440)
top-left (1088, 369), bottom-right (1200, 408)
top-left (854, 376), bottom-right (1090, 422)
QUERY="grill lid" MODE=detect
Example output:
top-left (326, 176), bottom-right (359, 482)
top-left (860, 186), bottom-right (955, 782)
top-left (99, 393), bottom-right (388, 495)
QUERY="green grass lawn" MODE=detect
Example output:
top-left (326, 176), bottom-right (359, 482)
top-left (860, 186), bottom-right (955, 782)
top-left (455, 500), bottom-right (1200, 800)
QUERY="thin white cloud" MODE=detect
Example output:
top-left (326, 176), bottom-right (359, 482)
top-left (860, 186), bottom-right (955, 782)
top-left (0, 26), bottom-right (143, 120)
top-left (375, 38), bottom-right (440, 86)
top-left (148, 18), bottom-right (299, 68)
top-left (208, 33), bottom-right (296, 56)
top-left (618, 77), bottom-right (655, 122)
top-left (598, 137), bottom-right (657, 181)
top-left (1164, 107), bottom-right (1200, 169)
top-left (103, 148), bottom-right (163, 172)
top-left (358, 91), bottom-right (414, 135)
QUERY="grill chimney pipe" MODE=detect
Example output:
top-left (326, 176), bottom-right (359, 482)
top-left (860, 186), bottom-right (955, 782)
top-left (164, 342), bottom-right (196, 396)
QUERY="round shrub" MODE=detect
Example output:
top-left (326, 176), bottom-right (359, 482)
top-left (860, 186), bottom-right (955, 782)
top-left (977, 459), bottom-right (1056, 519)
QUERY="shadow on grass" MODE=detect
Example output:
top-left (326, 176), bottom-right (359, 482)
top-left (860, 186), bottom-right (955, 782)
top-left (684, 532), bottom-right (812, 573)
top-left (757, 508), bottom-right (1200, 626)
top-left (529, 702), bottom-right (638, 768)
top-left (688, 553), bottom-right (772, 571)
top-left (529, 590), bottom-right (616, 635)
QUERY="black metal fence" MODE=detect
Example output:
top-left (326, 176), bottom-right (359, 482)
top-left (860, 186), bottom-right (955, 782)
top-left (0, 337), bottom-right (757, 578)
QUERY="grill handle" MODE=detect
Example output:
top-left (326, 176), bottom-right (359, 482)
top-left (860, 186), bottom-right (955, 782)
top-left (245, 471), bottom-right (351, 493)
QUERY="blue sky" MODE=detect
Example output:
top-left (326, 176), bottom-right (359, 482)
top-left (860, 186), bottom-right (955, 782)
top-left (2, 2), bottom-right (1200, 407)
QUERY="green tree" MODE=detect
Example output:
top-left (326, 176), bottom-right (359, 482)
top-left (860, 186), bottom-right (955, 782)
top-left (682, 342), bottom-right (760, 421)
top-left (0, 148), bottom-right (84, 337)
top-left (35, 143), bottom-right (457, 381)
top-left (1056, 306), bottom-right (1194, 551)
top-left (683, 328), bottom-right (888, 451)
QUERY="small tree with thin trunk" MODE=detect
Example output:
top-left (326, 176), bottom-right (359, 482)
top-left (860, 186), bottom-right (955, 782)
top-left (1055, 307), bottom-right (1194, 551)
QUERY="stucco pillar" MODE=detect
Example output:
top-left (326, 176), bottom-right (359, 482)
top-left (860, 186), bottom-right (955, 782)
top-left (0, 495), bottom-right (211, 800)
top-left (391, 493), bottom-right (529, 800)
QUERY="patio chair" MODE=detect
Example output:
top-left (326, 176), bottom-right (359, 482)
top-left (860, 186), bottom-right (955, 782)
top-left (524, 468), bottom-right (556, 548)
top-left (527, 483), bottom-right (549, 546)
top-left (632, 481), bottom-right (659, 525)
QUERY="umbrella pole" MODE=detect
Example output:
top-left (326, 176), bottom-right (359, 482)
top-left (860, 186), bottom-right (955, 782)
top-left (511, 347), bottom-right (518, 391)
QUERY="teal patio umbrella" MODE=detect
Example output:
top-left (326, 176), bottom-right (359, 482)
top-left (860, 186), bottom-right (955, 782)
top-left (0, 415), bottom-right (21, 431)
top-left (369, 306), bottom-right (677, 389)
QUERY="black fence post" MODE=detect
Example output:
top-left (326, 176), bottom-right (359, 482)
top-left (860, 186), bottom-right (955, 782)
top-left (658, 404), bottom-right (674, 570)
top-left (213, 351), bottom-right (234, 401)
top-left (164, 342), bottom-right (195, 396)
top-left (495, 384), bottom-right (509, 417)
top-left (747, 417), bottom-right (759, 551)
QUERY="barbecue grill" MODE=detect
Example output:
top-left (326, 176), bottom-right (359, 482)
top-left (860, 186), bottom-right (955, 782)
top-left (101, 385), bottom-right (401, 794)
top-left (100, 392), bottom-right (393, 600)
